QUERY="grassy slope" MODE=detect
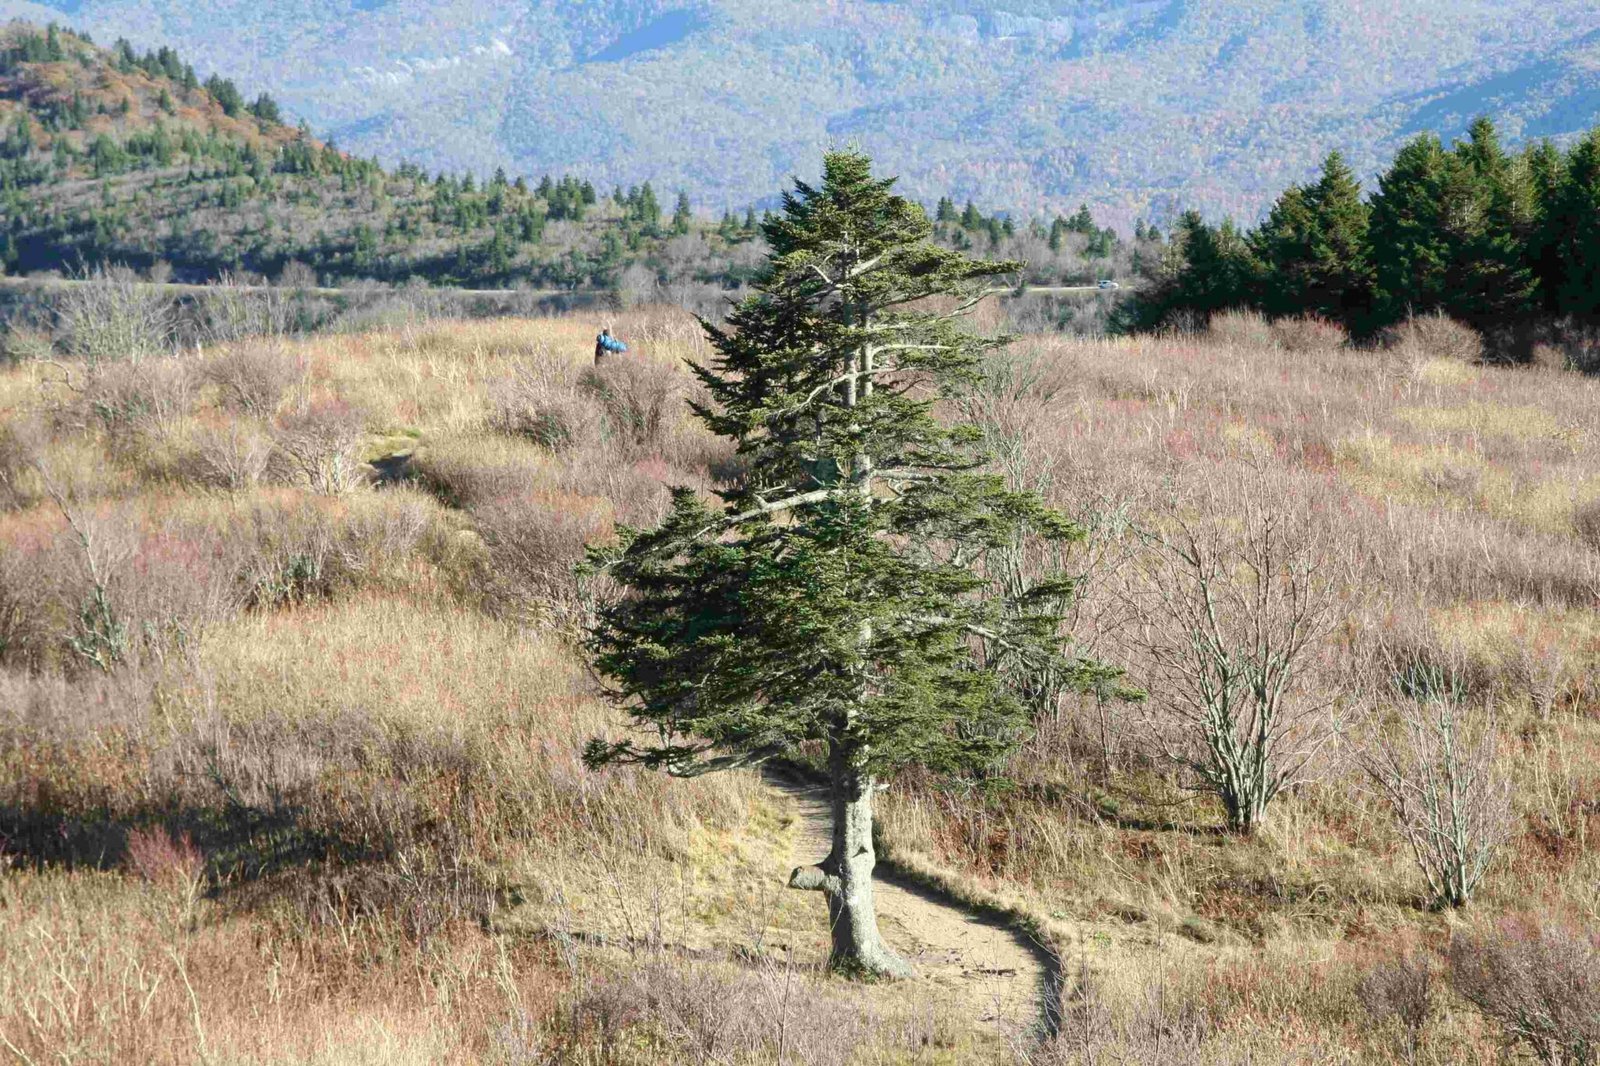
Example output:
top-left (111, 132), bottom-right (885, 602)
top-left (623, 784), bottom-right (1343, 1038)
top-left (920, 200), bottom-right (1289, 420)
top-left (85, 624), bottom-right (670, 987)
top-left (0, 309), bottom-right (1597, 1062)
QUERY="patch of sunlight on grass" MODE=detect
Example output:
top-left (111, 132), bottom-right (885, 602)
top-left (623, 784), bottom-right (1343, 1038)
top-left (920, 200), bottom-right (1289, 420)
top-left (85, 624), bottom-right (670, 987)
top-left (1413, 357), bottom-right (1477, 386)
top-left (1434, 601), bottom-right (1600, 672)
top-left (201, 594), bottom-right (583, 730)
top-left (1339, 432), bottom-right (1591, 534)
top-left (1396, 402), bottom-right (1564, 440)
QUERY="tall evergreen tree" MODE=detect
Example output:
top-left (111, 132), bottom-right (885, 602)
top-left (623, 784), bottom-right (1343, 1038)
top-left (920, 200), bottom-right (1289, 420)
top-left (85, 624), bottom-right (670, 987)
top-left (1369, 134), bottom-right (1453, 322)
top-left (1523, 139), bottom-right (1568, 314)
top-left (1546, 130), bottom-right (1600, 318)
top-left (1157, 211), bottom-right (1260, 321)
top-left (1250, 151), bottom-right (1371, 324)
top-left (1448, 117), bottom-right (1538, 323)
top-left (585, 151), bottom-right (1121, 977)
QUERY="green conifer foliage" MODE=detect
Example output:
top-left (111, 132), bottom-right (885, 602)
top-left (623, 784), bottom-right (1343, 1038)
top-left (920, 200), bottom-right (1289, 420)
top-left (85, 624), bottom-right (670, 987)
top-left (585, 151), bottom-right (1123, 977)
top-left (1251, 151), bottom-right (1371, 323)
top-left (1547, 130), bottom-right (1600, 318)
top-left (1369, 134), bottom-right (1453, 322)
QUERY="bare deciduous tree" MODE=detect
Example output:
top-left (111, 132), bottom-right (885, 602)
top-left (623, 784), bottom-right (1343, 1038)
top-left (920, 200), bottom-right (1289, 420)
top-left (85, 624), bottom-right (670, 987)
top-left (1364, 667), bottom-right (1513, 909)
top-left (1129, 474), bottom-right (1343, 833)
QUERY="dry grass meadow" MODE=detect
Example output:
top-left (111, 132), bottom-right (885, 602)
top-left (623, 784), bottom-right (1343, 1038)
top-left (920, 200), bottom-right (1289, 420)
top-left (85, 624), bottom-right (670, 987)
top-left (1, 304), bottom-right (1597, 1063)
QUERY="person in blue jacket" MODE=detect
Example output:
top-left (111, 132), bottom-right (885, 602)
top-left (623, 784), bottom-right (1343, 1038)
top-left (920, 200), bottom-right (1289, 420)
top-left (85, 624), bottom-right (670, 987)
top-left (594, 326), bottom-right (629, 365)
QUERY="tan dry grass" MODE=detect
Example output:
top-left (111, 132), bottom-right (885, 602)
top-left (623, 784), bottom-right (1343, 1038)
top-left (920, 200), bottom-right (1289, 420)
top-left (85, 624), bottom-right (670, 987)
top-left (1, 310), bottom-right (1598, 1063)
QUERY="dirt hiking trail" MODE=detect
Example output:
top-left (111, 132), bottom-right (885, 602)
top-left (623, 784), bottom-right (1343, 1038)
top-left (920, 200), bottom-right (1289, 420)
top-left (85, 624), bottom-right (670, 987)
top-left (763, 769), bottom-right (1061, 1039)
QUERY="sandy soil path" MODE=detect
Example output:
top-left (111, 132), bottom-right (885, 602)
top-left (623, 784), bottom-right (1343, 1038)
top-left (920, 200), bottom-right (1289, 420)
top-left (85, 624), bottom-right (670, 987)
top-left (763, 770), bottom-right (1059, 1039)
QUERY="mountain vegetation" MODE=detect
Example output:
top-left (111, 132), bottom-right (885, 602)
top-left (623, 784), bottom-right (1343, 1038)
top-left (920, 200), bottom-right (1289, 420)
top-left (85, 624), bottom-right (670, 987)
top-left (585, 152), bottom-right (1129, 976)
top-left (1142, 117), bottom-right (1600, 358)
top-left (13, 0), bottom-right (1600, 227)
top-left (0, 21), bottom-right (1151, 309)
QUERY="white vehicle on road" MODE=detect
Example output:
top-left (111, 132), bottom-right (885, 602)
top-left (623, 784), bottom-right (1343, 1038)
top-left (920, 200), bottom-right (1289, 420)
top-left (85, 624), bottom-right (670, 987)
top-left (1097, 279), bottom-right (1119, 290)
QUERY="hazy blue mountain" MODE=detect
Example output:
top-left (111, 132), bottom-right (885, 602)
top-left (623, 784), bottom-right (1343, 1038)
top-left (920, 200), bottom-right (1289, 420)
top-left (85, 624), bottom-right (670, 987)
top-left (10, 0), bottom-right (1600, 226)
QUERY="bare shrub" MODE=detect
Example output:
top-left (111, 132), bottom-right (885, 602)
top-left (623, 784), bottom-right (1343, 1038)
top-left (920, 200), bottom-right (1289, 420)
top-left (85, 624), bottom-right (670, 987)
top-left (1388, 312), bottom-right (1483, 364)
top-left (272, 400), bottom-right (368, 495)
top-left (1270, 315), bottom-right (1348, 354)
top-left (1576, 499), bottom-right (1600, 555)
top-left (1364, 678), bottom-right (1512, 909)
top-left (57, 266), bottom-right (175, 365)
top-left (200, 343), bottom-right (304, 416)
top-left (1025, 964), bottom-right (1209, 1065)
top-left (413, 436), bottom-right (545, 510)
top-left (82, 356), bottom-right (196, 444)
top-left (125, 826), bottom-right (206, 898)
top-left (276, 260), bottom-right (319, 289)
top-left (489, 360), bottom-right (597, 451)
top-left (1448, 918), bottom-right (1600, 1064)
top-left (234, 503), bottom-right (340, 609)
top-left (1, 324), bottom-right (55, 365)
top-left (195, 272), bottom-right (297, 344)
top-left (1356, 950), bottom-right (1439, 1065)
top-left (1128, 471), bottom-right (1344, 833)
top-left (474, 492), bottom-right (611, 626)
top-left (184, 420), bottom-right (275, 490)
top-left (579, 358), bottom-right (683, 454)
top-left (1206, 309), bottom-right (1276, 350)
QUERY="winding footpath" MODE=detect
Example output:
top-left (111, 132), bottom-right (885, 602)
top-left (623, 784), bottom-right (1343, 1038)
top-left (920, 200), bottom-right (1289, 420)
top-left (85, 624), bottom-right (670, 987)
top-left (762, 769), bottom-right (1061, 1040)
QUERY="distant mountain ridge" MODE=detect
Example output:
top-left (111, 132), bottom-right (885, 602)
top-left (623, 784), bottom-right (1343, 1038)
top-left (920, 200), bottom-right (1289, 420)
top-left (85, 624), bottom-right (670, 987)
top-left (8, 0), bottom-right (1600, 225)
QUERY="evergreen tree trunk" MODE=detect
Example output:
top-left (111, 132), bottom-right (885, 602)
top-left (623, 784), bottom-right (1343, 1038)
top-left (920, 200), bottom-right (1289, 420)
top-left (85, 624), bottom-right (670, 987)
top-left (789, 742), bottom-right (913, 978)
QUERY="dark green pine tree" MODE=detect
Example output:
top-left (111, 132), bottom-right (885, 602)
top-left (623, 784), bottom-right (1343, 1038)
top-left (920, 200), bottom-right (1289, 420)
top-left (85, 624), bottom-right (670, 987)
top-left (1155, 210), bottom-right (1261, 322)
top-left (672, 190), bottom-right (692, 235)
top-left (1369, 134), bottom-right (1454, 323)
top-left (584, 151), bottom-right (1122, 978)
top-left (1447, 117), bottom-right (1538, 324)
top-left (1545, 130), bottom-right (1600, 319)
top-left (1249, 151), bottom-right (1371, 324)
top-left (1523, 139), bottom-right (1568, 315)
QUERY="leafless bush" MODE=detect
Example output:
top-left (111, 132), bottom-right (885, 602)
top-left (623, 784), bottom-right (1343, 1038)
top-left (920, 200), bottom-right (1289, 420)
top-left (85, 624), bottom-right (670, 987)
top-left (200, 343), bottom-right (304, 416)
top-left (276, 260), bottom-right (319, 289)
top-left (1388, 312), bottom-right (1483, 364)
top-left (1024, 964), bottom-right (1209, 1065)
top-left (182, 421), bottom-right (271, 489)
top-left (1356, 950), bottom-right (1439, 1065)
top-left (1270, 315), bottom-right (1348, 354)
top-left (272, 400), bottom-right (368, 495)
top-left (1128, 473), bottom-right (1344, 833)
top-left (234, 503), bottom-right (341, 609)
top-left (474, 494), bottom-right (611, 626)
top-left (57, 266), bottom-right (175, 365)
top-left (1207, 310), bottom-right (1276, 350)
top-left (334, 490), bottom-right (436, 581)
top-left (82, 356), bottom-right (196, 443)
top-left (489, 360), bottom-right (597, 451)
top-left (124, 825), bottom-right (206, 918)
top-left (195, 273), bottom-right (298, 344)
top-left (412, 438), bottom-right (544, 510)
top-left (1364, 674), bottom-right (1512, 909)
top-left (1, 324), bottom-right (55, 365)
top-left (579, 358), bottom-right (684, 455)
top-left (1576, 499), bottom-right (1600, 555)
top-left (1448, 918), bottom-right (1600, 1064)
top-left (545, 957), bottom-right (895, 1066)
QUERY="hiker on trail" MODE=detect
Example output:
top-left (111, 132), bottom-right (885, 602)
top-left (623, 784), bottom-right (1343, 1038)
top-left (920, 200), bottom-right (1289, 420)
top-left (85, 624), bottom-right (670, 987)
top-left (594, 326), bottom-right (629, 366)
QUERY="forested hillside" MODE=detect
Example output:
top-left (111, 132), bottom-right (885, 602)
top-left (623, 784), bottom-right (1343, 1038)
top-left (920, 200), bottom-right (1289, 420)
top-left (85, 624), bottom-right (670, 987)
top-left (0, 23), bottom-right (761, 288)
top-left (0, 22), bottom-right (1153, 303)
top-left (10, 0), bottom-right (1600, 226)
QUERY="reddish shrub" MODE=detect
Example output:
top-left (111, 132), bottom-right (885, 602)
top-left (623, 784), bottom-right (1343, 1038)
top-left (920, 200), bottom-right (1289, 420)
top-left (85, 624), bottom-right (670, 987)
top-left (1448, 917), bottom-right (1600, 1065)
